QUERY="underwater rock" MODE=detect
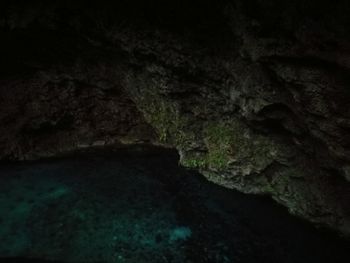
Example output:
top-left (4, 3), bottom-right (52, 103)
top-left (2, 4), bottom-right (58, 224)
top-left (169, 226), bottom-right (192, 243)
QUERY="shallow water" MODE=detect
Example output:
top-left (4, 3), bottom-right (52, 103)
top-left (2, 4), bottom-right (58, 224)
top-left (0, 146), bottom-right (348, 263)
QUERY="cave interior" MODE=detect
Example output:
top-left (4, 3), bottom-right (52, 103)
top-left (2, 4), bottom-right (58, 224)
top-left (0, 0), bottom-right (350, 262)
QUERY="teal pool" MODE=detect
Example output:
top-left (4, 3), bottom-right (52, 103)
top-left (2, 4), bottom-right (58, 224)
top-left (0, 147), bottom-right (348, 263)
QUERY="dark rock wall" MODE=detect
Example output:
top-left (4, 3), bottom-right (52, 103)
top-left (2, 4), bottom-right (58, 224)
top-left (0, 0), bottom-right (349, 235)
top-left (0, 65), bottom-right (156, 160)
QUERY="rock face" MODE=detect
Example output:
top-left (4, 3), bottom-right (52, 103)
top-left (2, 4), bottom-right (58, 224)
top-left (0, 63), bottom-right (156, 159)
top-left (0, 0), bottom-right (349, 235)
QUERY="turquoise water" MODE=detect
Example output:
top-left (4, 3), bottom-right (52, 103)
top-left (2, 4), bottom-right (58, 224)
top-left (0, 147), bottom-right (348, 263)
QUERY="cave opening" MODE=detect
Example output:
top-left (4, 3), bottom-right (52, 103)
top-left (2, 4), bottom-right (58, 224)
top-left (0, 145), bottom-right (348, 263)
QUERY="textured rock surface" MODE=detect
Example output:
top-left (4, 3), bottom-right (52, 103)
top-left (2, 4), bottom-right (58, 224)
top-left (0, 0), bottom-right (349, 235)
top-left (0, 64), bottom-right (156, 159)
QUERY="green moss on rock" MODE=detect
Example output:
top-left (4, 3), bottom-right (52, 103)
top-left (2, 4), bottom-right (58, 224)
top-left (181, 157), bottom-right (207, 169)
top-left (140, 96), bottom-right (194, 148)
top-left (179, 119), bottom-right (280, 173)
top-left (203, 122), bottom-right (236, 170)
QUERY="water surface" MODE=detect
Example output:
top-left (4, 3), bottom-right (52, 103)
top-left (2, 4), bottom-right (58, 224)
top-left (0, 146), bottom-right (348, 263)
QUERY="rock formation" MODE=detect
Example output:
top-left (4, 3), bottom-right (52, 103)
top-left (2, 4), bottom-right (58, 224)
top-left (0, 0), bottom-right (349, 235)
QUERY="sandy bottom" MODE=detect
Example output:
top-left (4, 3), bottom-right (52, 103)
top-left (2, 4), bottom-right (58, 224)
top-left (0, 146), bottom-right (348, 263)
